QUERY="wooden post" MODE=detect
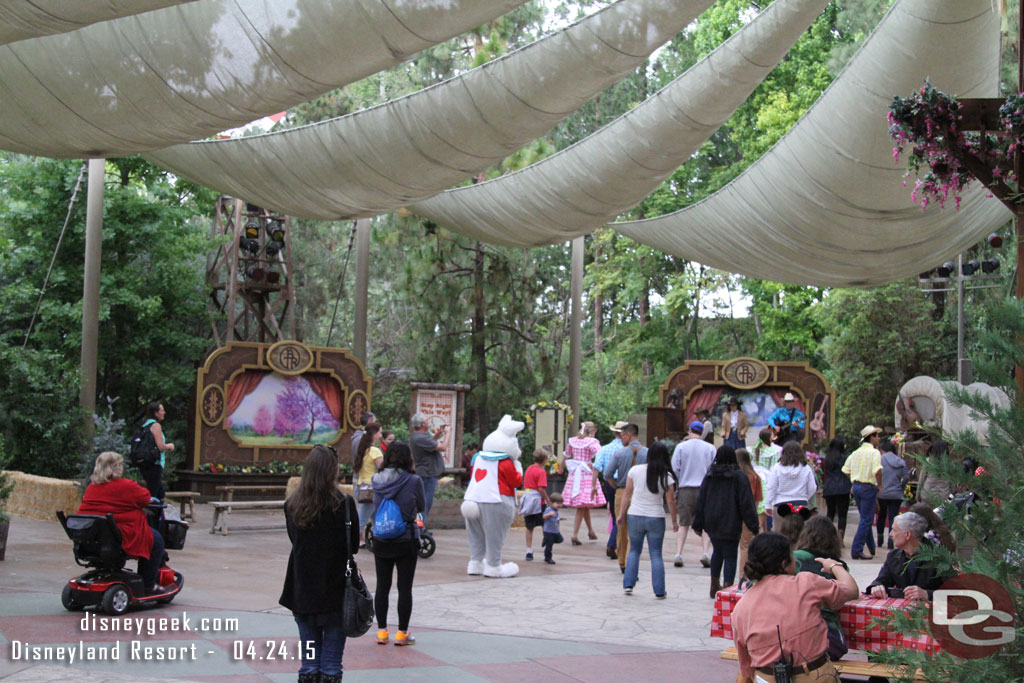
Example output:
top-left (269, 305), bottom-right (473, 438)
top-left (353, 218), bottom-right (371, 363)
top-left (79, 158), bottom-right (105, 441)
top-left (568, 237), bottom-right (584, 435)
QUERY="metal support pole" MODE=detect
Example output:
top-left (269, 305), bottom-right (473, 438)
top-left (80, 159), bottom-right (105, 441)
top-left (352, 218), bottom-right (371, 363)
top-left (956, 254), bottom-right (974, 384)
top-left (568, 237), bottom-right (584, 435)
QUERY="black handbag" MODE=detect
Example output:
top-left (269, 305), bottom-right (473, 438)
top-left (342, 500), bottom-right (374, 637)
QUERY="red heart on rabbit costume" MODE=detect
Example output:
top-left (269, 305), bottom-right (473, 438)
top-left (474, 468), bottom-right (487, 482)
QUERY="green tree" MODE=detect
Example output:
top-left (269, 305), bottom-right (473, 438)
top-left (0, 155), bottom-right (215, 476)
top-left (817, 282), bottom-right (953, 440)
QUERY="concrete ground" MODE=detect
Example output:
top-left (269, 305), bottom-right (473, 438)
top-left (0, 506), bottom-right (884, 682)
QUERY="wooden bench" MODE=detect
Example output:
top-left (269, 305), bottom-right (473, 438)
top-left (209, 500), bottom-right (285, 535)
top-left (215, 485), bottom-right (288, 503)
top-left (719, 646), bottom-right (926, 680)
top-left (163, 491), bottom-right (197, 521)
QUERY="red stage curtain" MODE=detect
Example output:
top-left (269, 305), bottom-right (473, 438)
top-left (686, 387), bottom-right (724, 425)
top-left (225, 370), bottom-right (268, 416)
top-left (767, 388), bottom-right (805, 415)
top-left (307, 374), bottom-right (343, 423)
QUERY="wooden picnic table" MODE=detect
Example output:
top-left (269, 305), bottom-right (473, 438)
top-left (712, 587), bottom-right (933, 680)
top-left (215, 485), bottom-right (288, 503)
top-left (163, 491), bottom-right (196, 521)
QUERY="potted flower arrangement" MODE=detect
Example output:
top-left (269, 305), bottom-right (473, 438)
top-left (888, 81), bottom-right (1024, 210)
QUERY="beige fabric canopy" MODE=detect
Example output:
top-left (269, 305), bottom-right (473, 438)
top-left (145, 0), bottom-right (714, 220)
top-left (0, 0), bottom-right (195, 46)
top-left (616, 0), bottom-right (1010, 287)
top-left (0, 0), bottom-right (528, 157)
top-left (410, 0), bottom-right (829, 246)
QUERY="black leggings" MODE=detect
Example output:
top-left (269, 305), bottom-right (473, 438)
top-left (824, 494), bottom-right (850, 533)
top-left (139, 463), bottom-right (165, 500)
top-left (374, 551), bottom-right (418, 631)
top-left (876, 498), bottom-right (902, 538)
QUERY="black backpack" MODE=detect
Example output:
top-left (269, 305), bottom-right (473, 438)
top-left (129, 421), bottom-right (160, 467)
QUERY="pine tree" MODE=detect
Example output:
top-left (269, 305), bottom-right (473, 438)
top-left (870, 297), bottom-right (1024, 681)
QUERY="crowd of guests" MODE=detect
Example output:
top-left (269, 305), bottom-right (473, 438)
top-left (73, 402), bottom-right (968, 683)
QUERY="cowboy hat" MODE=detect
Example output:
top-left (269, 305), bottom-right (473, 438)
top-left (860, 425), bottom-right (883, 439)
top-left (783, 392), bottom-right (796, 401)
top-left (610, 421), bottom-right (629, 432)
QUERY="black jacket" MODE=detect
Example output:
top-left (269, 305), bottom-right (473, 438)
top-left (279, 493), bottom-right (359, 615)
top-left (865, 541), bottom-right (951, 599)
top-left (692, 464), bottom-right (759, 541)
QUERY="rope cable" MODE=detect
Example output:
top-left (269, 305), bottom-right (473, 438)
top-left (22, 162), bottom-right (88, 348)
top-left (326, 220), bottom-right (358, 347)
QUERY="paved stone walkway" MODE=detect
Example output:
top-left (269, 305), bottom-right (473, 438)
top-left (0, 506), bottom-right (881, 681)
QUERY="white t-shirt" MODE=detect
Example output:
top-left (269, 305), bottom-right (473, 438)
top-left (626, 464), bottom-right (668, 518)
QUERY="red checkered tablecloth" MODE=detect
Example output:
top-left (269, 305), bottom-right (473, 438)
top-left (711, 588), bottom-right (940, 654)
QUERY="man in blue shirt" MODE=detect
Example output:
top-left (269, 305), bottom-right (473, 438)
top-left (603, 424), bottom-right (647, 573)
top-left (769, 393), bottom-right (805, 445)
top-left (594, 421), bottom-right (626, 559)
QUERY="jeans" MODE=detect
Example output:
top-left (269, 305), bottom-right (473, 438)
top-left (138, 527), bottom-right (165, 589)
top-left (600, 477), bottom-right (617, 547)
top-left (709, 537), bottom-right (740, 586)
top-left (623, 514), bottom-right (666, 596)
top-left (420, 475), bottom-right (438, 526)
top-left (851, 482), bottom-right (878, 557)
top-left (876, 498), bottom-right (902, 539)
top-left (294, 614), bottom-right (346, 676)
top-left (374, 550), bottom-right (418, 632)
top-left (542, 531), bottom-right (563, 561)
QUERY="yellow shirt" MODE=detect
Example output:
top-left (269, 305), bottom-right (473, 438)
top-left (842, 443), bottom-right (882, 484)
top-left (357, 446), bottom-right (383, 483)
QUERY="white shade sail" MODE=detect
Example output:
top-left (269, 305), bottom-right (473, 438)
top-left (616, 0), bottom-right (1010, 287)
top-left (0, 0), bottom-right (528, 158)
top-left (0, 0), bottom-right (195, 46)
top-left (145, 0), bottom-right (714, 220)
top-left (410, 0), bottom-right (829, 247)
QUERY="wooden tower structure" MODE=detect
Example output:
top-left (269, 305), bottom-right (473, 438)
top-left (207, 196), bottom-right (296, 344)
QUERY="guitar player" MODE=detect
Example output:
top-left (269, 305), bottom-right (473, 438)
top-left (769, 392), bottom-right (805, 445)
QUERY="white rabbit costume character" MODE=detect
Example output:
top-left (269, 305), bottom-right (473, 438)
top-left (461, 415), bottom-right (524, 578)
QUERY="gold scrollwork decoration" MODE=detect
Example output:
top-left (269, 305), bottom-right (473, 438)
top-left (201, 384), bottom-right (226, 426)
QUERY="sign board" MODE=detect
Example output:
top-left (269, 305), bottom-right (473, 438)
top-left (412, 388), bottom-right (459, 468)
top-left (534, 408), bottom-right (567, 461)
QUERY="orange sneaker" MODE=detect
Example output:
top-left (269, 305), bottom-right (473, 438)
top-left (376, 629), bottom-right (389, 644)
top-left (394, 630), bottom-right (416, 646)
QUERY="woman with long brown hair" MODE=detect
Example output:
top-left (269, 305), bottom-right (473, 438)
top-left (734, 448), bottom-right (763, 580)
top-left (279, 445), bottom-right (359, 683)
top-left (355, 423), bottom-right (384, 537)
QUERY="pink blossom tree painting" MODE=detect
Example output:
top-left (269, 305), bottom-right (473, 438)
top-left (252, 405), bottom-right (273, 436)
top-left (276, 377), bottom-right (335, 443)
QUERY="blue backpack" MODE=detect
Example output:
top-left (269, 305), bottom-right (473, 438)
top-left (373, 497), bottom-right (407, 540)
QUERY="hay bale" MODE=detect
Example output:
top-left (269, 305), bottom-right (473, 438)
top-left (5, 471), bottom-right (83, 521)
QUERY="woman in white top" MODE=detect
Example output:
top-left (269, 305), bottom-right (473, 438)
top-left (766, 442), bottom-right (818, 525)
top-left (616, 442), bottom-right (678, 598)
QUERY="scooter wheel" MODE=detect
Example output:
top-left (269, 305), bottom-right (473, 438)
top-left (418, 533), bottom-right (436, 559)
top-left (61, 584), bottom-right (83, 611)
top-left (363, 522), bottom-right (374, 554)
top-left (101, 584), bottom-right (131, 616)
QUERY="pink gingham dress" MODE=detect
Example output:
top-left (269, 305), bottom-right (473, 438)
top-left (562, 436), bottom-right (606, 508)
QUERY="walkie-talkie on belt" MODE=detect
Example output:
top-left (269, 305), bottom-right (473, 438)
top-left (772, 625), bottom-right (794, 683)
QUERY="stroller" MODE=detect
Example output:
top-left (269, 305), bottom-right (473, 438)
top-left (57, 503), bottom-right (187, 615)
top-left (365, 514), bottom-right (435, 559)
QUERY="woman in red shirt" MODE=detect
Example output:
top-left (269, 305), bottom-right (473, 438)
top-left (731, 532), bottom-right (858, 682)
top-left (78, 451), bottom-right (165, 593)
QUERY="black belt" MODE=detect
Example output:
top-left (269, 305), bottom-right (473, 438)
top-left (756, 652), bottom-right (829, 676)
